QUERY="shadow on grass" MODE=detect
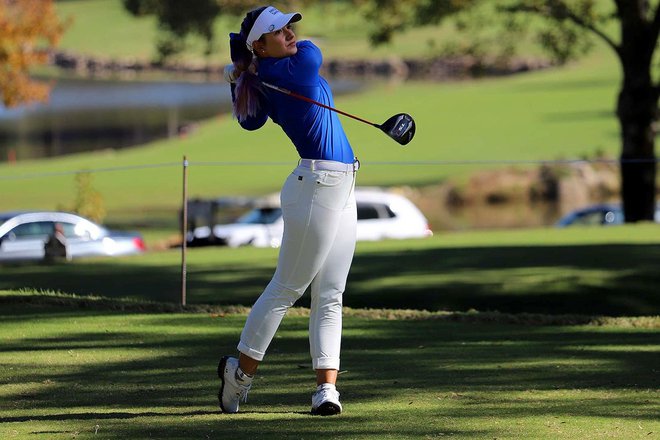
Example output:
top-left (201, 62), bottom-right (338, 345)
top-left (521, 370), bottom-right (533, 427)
top-left (347, 243), bottom-right (660, 316)
top-left (1, 243), bottom-right (659, 316)
top-left (0, 307), bottom-right (657, 439)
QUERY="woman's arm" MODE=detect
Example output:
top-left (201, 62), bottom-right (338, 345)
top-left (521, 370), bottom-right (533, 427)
top-left (281, 40), bottom-right (322, 87)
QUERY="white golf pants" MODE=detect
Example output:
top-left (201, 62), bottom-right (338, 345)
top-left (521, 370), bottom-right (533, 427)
top-left (238, 161), bottom-right (357, 370)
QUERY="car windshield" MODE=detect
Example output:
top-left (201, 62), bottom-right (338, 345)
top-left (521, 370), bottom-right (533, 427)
top-left (237, 207), bottom-right (282, 225)
top-left (7, 221), bottom-right (54, 238)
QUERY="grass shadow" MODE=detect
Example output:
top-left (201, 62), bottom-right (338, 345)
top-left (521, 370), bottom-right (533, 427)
top-left (1, 243), bottom-right (659, 316)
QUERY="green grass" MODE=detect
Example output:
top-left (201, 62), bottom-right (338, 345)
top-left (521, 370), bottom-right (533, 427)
top-left (2, 226), bottom-right (659, 317)
top-left (0, 290), bottom-right (658, 439)
top-left (56, 0), bottom-right (158, 60)
top-left (2, 50), bottom-right (622, 216)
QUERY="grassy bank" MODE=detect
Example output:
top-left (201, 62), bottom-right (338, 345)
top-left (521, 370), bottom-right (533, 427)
top-left (2, 226), bottom-right (658, 317)
top-left (1, 291), bottom-right (657, 439)
top-left (2, 54), bottom-right (621, 216)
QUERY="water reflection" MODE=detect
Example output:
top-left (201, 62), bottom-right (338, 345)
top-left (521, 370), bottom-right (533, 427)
top-left (0, 77), bottom-right (361, 162)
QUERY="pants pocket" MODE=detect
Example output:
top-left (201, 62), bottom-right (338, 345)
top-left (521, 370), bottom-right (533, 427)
top-left (280, 172), bottom-right (305, 207)
top-left (314, 171), bottom-right (352, 211)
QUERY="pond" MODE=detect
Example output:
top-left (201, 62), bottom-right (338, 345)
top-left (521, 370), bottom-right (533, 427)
top-left (0, 76), bottom-right (362, 162)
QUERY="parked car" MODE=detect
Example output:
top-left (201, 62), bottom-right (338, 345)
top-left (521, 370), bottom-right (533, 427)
top-left (187, 188), bottom-right (433, 248)
top-left (0, 211), bottom-right (145, 263)
top-left (556, 203), bottom-right (660, 227)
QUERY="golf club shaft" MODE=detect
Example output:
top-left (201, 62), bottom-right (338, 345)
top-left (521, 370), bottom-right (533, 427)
top-left (261, 81), bottom-right (378, 127)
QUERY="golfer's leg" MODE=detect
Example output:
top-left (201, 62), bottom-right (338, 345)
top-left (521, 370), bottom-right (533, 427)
top-left (237, 273), bottom-right (307, 362)
top-left (309, 189), bottom-right (357, 375)
top-left (238, 169), bottom-right (346, 361)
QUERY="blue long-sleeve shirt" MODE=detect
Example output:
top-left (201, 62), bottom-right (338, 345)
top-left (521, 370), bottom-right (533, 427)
top-left (231, 41), bottom-right (354, 164)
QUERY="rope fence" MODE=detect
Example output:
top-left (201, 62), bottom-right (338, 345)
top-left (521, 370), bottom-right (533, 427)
top-left (1, 157), bottom-right (658, 181)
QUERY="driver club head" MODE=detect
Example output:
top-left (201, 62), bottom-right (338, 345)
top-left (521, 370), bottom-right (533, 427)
top-left (378, 113), bottom-right (416, 146)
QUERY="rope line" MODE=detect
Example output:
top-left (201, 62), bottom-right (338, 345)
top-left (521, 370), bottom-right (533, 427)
top-left (0, 162), bottom-right (180, 180)
top-left (1, 158), bottom-right (657, 181)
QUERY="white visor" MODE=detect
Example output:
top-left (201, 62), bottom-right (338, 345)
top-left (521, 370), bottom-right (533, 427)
top-left (246, 6), bottom-right (302, 51)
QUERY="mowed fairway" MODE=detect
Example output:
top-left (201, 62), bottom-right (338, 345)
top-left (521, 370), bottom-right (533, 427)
top-left (1, 293), bottom-right (658, 440)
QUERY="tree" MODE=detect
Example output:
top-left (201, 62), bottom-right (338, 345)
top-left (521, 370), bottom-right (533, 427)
top-left (72, 172), bottom-right (106, 224)
top-left (123, 0), bottom-right (219, 62)
top-left (122, 1), bottom-right (316, 62)
top-left (0, 0), bottom-right (68, 108)
top-left (356, 0), bottom-right (659, 223)
top-left (122, 0), bottom-right (267, 62)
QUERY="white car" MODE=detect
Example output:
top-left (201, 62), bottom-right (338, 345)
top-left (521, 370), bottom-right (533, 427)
top-left (188, 188), bottom-right (432, 248)
top-left (0, 211), bottom-right (145, 262)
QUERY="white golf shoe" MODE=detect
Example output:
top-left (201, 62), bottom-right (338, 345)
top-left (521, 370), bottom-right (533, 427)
top-left (311, 383), bottom-right (342, 416)
top-left (217, 356), bottom-right (252, 413)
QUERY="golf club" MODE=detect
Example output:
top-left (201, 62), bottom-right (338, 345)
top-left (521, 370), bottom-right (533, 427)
top-left (261, 81), bottom-right (416, 146)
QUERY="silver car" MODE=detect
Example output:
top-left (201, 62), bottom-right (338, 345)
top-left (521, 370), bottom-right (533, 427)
top-left (0, 211), bottom-right (145, 263)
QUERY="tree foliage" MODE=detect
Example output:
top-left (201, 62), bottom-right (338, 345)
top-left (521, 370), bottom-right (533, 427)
top-left (123, 0), bottom-right (218, 61)
top-left (122, 0), bottom-right (270, 62)
top-left (354, 0), bottom-right (604, 63)
top-left (356, 0), bottom-right (659, 222)
top-left (72, 172), bottom-right (105, 224)
top-left (353, 0), bottom-right (477, 45)
top-left (0, 0), bottom-right (68, 108)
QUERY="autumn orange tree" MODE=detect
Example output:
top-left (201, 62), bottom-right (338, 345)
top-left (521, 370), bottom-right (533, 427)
top-left (0, 0), bottom-right (67, 108)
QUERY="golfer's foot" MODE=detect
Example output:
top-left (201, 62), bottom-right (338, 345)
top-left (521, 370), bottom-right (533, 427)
top-left (217, 356), bottom-right (252, 413)
top-left (311, 383), bottom-right (342, 416)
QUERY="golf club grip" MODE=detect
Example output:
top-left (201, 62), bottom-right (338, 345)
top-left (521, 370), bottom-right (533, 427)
top-left (261, 81), bottom-right (377, 127)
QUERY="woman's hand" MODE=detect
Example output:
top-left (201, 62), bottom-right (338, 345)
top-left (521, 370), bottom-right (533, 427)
top-left (224, 59), bottom-right (258, 83)
top-left (223, 64), bottom-right (241, 83)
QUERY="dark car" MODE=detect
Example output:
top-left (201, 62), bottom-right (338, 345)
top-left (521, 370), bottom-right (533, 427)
top-left (0, 211), bottom-right (145, 263)
top-left (556, 203), bottom-right (660, 227)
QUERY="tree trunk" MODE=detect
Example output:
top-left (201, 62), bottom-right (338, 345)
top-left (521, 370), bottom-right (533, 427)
top-left (616, 1), bottom-right (658, 222)
top-left (617, 82), bottom-right (658, 222)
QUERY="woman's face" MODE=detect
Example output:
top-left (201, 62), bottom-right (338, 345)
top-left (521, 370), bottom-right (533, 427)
top-left (257, 24), bottom-right (297, 58)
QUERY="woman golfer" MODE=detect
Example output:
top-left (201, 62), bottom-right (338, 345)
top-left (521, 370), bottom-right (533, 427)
top-left (218, 5), bottom-right (358, 416)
